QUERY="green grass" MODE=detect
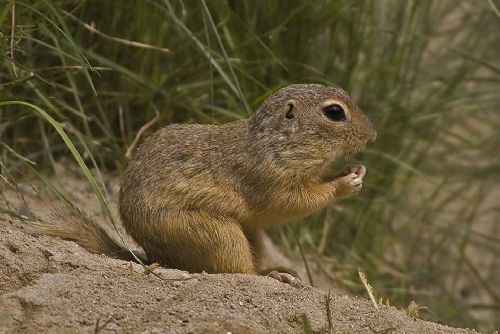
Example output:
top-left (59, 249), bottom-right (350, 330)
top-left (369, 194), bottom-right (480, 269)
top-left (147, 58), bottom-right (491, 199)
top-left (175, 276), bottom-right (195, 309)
top-left (1, 0), bottom-right (499, 331)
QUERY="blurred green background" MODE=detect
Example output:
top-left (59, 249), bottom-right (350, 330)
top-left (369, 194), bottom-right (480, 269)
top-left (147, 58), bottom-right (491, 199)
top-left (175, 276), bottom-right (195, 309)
top-left (1, 0), bottom-right (499, 331)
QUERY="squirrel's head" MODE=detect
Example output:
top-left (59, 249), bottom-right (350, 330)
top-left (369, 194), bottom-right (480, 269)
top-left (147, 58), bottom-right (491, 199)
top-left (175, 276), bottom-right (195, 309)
top-left (249, 84), bottom-right (376, 171)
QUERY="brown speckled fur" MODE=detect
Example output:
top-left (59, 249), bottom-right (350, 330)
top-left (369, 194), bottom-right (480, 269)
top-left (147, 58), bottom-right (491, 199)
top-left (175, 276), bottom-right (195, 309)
top-left (40, 84), bottom-right (376, 276)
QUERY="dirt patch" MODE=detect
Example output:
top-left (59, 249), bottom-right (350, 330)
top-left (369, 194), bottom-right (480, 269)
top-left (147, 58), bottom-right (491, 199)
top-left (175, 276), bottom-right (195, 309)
top-left (0, 219), bottom-right (479, 334)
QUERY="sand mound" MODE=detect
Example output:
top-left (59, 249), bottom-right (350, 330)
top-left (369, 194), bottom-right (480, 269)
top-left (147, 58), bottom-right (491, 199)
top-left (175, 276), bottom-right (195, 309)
top-left (0, 219), bottom-right (478, 334)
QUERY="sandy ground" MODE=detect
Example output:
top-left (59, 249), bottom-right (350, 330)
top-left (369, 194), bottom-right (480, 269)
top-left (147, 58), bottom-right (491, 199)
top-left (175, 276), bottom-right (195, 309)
top-left (0, 166), bottom-right (482, 333)
top-left (0, 219), bottom-right (480, 334)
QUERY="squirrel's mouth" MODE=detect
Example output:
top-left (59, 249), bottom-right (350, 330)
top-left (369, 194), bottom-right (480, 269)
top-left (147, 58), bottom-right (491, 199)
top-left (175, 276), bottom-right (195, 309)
top-left (319, 143), bottom-right (367, 183)
top-left (340, 142), bottom-right (366, 160)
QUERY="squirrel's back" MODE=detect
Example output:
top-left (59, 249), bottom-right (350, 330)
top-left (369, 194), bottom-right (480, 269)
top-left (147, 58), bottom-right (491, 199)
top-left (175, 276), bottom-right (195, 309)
top-left (119, 121), bottom-right (252, 241)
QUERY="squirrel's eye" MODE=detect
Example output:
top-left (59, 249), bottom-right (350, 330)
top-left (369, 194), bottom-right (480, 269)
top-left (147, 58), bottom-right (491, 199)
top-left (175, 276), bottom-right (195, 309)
top-left (322, 104), bottom-right (346, 122)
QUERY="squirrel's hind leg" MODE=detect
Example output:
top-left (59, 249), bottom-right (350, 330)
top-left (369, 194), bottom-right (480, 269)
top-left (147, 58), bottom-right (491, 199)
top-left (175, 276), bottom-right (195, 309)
top-left (142, 210), bottom-right (255, 275)
top-left (245, 228), bottom-right (305, 288)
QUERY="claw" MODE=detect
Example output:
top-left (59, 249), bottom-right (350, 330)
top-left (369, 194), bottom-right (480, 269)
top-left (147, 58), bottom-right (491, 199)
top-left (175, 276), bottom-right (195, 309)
top-left (266, 270), bottom-right (306, 288)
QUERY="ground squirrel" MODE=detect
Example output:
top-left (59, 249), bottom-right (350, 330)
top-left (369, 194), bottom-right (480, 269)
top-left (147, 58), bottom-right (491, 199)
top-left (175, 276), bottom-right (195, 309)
top-left (39, 84), bottom-right (376, 286)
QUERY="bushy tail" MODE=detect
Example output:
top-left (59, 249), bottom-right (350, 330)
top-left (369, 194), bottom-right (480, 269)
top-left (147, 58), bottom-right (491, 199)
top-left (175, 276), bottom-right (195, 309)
top-left (34, 205), bottom-right (141, 262)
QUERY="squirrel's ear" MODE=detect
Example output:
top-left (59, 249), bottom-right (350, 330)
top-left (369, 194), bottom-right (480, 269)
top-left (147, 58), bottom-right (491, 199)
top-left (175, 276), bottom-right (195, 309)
top-left (270, 100), bottom-right (296, 129)
top-left (284, 100), bottom-right (296, 120)
top-left (260, 100), bottom-right (297, 130)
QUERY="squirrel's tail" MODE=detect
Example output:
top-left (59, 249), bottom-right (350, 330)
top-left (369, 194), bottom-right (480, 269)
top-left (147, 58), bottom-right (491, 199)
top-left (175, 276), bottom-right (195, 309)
top-left (34, 205), bottom-right (144, 263)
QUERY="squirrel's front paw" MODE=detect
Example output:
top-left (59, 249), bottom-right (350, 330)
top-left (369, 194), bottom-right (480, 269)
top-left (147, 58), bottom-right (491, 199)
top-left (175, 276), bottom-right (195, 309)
top-left (334, 164), bottom-right (366, 196)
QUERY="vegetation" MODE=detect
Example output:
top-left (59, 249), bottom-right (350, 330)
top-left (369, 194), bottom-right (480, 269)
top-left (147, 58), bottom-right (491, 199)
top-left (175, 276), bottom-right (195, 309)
top-left (1, 0), bottom-right (499, 331)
